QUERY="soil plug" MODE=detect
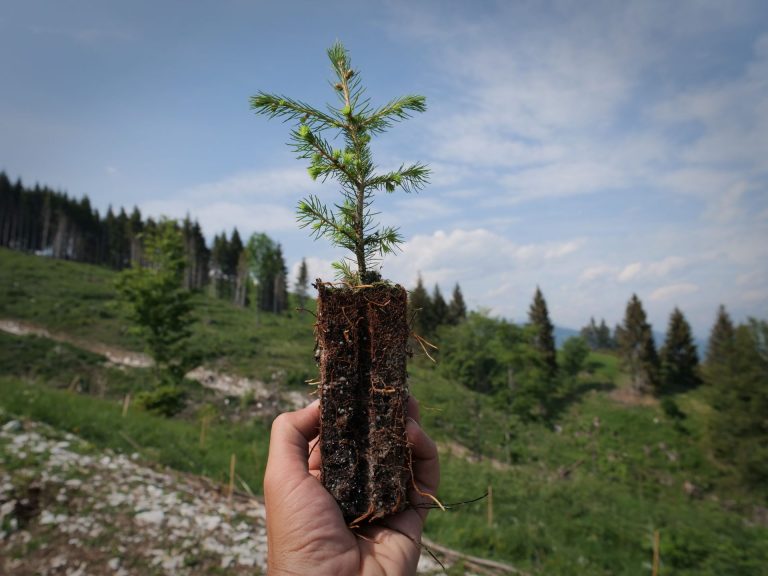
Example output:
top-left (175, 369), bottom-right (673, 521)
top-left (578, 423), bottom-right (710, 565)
top-left (251, 41), bottom-right (429, 522)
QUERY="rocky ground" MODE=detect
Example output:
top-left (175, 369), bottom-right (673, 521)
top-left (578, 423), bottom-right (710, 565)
top-left (0, 418), bottom-right (448, 575)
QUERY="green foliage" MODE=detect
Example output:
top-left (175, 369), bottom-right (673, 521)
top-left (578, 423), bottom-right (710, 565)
top-left (115, 219), bottom-right (194, 385)
top-left (409, 274), bottom-right (432, 335)
top-left (581, 317), bottom-right (616, 350)
top-left (446, 283), bottom-right (467, 325)
top-left (705, 304), bottom-right (735, 367)
top-left (135, 385), bottom-right (187, 417)
top-left (246, 232), bottom-right (288, 313)
top-left (437, 311), bottom-right (550, 420)
top-left (706, 319), bottom-right (768, 490)
top-left (425, 389), bottom-right (768, 575)
top-left (660, 307), bottom-right (701, 393)
top-left (616, 294), bottom-right (660, 394)
top-left (250, 41), bottom-right (429, 281)
top-left (432, 284), bottom-right (448, 328)
top-left (561, 336), bottom-right (590, 378)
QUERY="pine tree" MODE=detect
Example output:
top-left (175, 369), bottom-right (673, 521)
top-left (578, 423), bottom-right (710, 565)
top-left (296, 257), bottom-right (310, 309)
top-left (447, 283), bottom-right (467, 325)
top-left (660, 307), bottom-right (701, 393)
top-left (527, 286), bottom-right (558, 379)
top-left (616, 294), bottom-right (660, 394)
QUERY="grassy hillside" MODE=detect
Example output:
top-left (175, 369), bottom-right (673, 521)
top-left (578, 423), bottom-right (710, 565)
top-left (0, 247), bottom-right (317, 382)
top-left (1, 248), bottom-right (767, 575)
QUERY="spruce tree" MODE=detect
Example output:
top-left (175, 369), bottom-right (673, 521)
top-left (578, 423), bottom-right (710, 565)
top-left (432, 284), bottom-right (448, 329)
top-left (272, 244), bottom-right (289, 313)
top-left (707, 319), bottom-right (768, 488)
top-left (580, 317), bottom-right (599, 350)
top-left (660, 307), bottom-right (701, 393)
top-left (447, 282), bottom-right (467, 325)
top-left (251, 41), bottom-right (429, 521)
top-left (706, 304), bottom-right (735, 368)
top-left (409, 274), bottom-right (433, 335)
top-left (250, 41), bottom-right (429, 282)
top-left (528, 286), bottom-right (558, 379)
top-left (616, 294), bottom-right (660, 394)
top-left (597, 319), bottom-right (614, 349)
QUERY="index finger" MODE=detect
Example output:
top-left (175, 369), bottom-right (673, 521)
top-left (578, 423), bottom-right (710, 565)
top-left (266, 400), bottom-right (320, 477)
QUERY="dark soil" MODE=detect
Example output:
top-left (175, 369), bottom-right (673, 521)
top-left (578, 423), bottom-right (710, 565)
top-left (315, 280), bottom-right (410, 523)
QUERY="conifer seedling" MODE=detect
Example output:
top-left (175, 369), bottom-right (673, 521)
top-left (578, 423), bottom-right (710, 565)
top-left (251, 41), bottom-right (430, 523)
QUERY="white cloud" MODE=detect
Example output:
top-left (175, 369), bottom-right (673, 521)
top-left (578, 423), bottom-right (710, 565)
top-left (181, 169), bottom-right (314, 201)
top-left (138, 168), bottom-right (326, 237)
top-left (289, 256), bottom-right (336, 286)
top-left (500, 161), bottom-right (628, 202)
top-left (617, 257), bottom-right (686, 283)
top-left (140, 199), bottom-right (295, 236)
top-left (650, 283), bottom-right (700, 302)
top-left (386, 228), bottom-right (583, 288)
top-left (579, 264), bottom-right (617, 283)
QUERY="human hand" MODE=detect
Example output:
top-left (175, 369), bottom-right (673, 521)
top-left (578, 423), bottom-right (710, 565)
top-left (264, 397), bottom-right (440, 576)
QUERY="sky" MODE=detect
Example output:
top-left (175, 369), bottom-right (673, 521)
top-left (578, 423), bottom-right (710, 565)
top-left (1, 0), bottom-right (767, 339)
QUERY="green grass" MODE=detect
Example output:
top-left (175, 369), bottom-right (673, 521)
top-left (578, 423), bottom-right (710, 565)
top-left (421, 390), bottom-right (768, 575)
top-left (0, 377), bottom-right (270, 492)
top-left (0, 247), bottom-right (317, 382)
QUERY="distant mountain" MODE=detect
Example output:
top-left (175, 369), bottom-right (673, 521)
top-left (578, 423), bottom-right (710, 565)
top-left (554, 326), bottom-right (581, 348)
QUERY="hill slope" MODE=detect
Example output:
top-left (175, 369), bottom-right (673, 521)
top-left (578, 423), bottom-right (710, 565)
top-left (1, 248), bottom-right (767, 575)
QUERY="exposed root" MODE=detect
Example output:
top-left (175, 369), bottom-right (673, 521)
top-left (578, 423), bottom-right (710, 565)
top-left (413, 332), bottom-right (438, 363)
top-left (348, 502), bottom-right (376, 528)
top-left (408, 442), bottom-right (445, 512)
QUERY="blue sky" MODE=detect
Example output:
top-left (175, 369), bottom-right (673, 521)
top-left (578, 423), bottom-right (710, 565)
top-left (2, 0), bottom-right (767, 338)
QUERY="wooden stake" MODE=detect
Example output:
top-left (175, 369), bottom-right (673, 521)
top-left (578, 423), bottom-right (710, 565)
top-left (487, 484), bottom-right (494, 527)
top-left (122, 394), bottom-right (131, 417)
top-left (228, 453), bottom-right (237, 504)
top-left (652, 529), bottom-right (660, 576)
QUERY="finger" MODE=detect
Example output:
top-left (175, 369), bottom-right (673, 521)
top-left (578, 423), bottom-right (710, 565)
top-left (408, 421), bottom-right (439, 497)
top-left (307, 435), bottom-right (321, 472)
top-left (406, 416), bottom-right (440, 514)
top-left (266, 400), bottom-right (320, 479)
top-left (407, 395), bottom-right (421, 424)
